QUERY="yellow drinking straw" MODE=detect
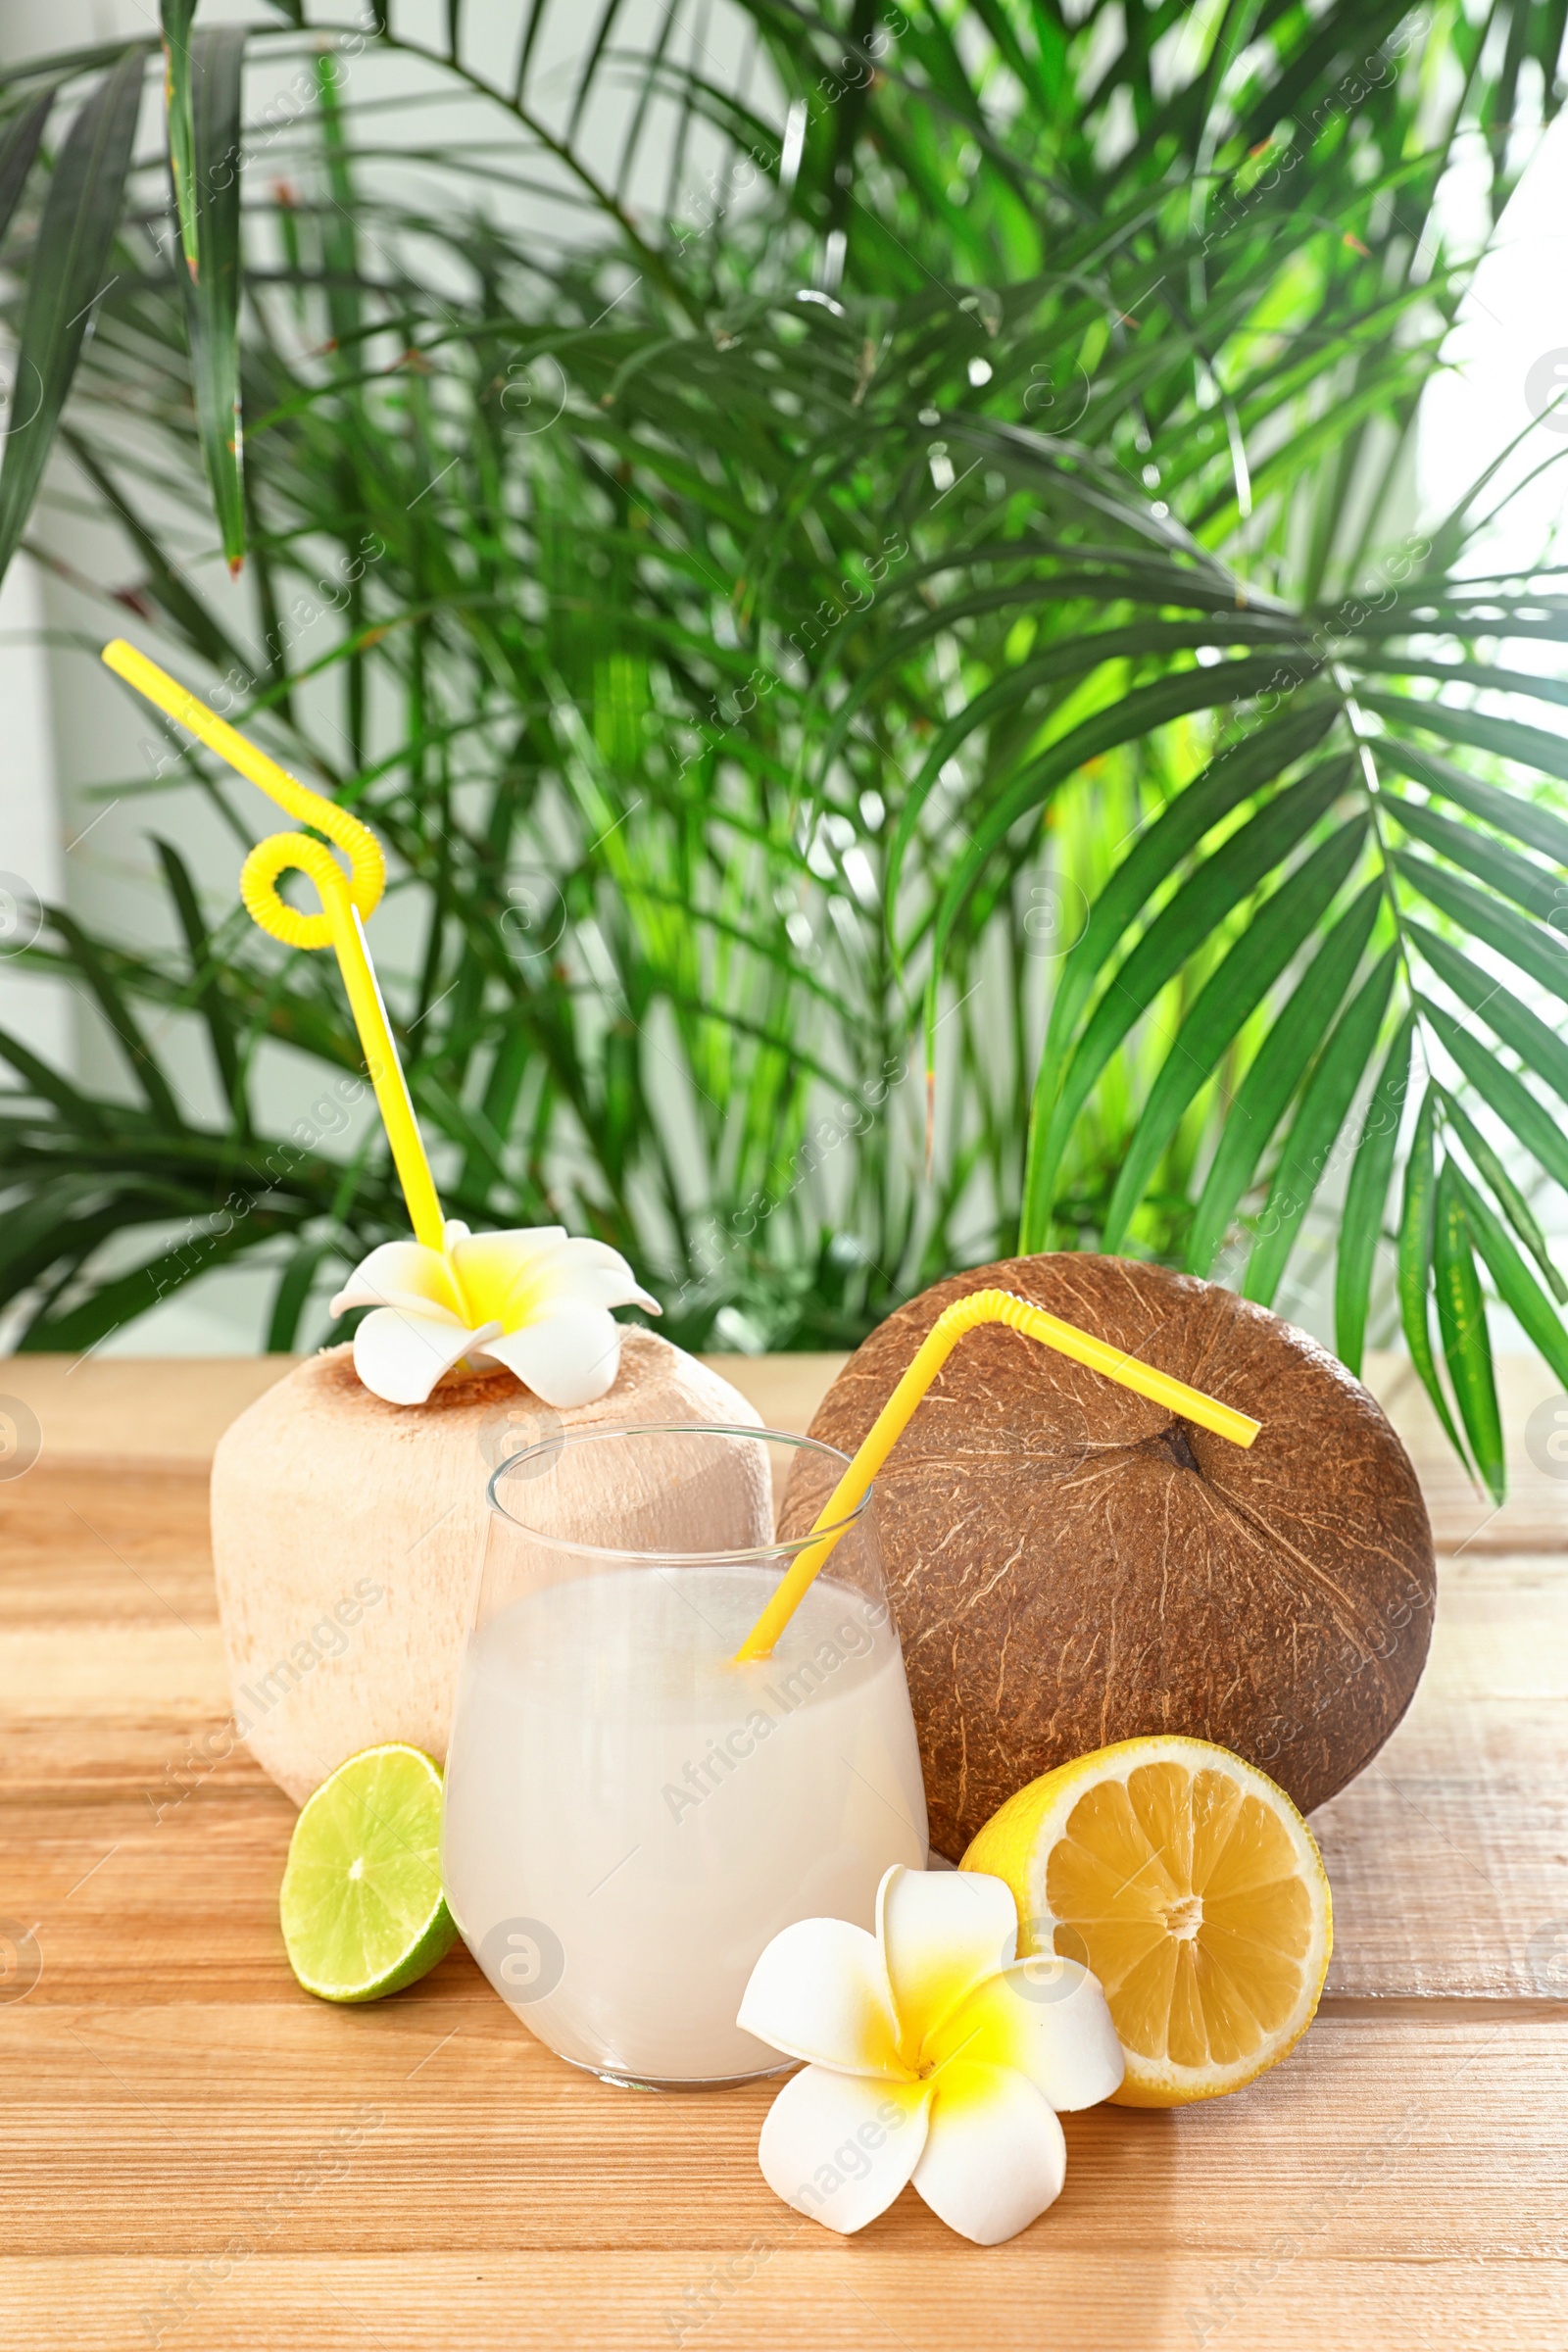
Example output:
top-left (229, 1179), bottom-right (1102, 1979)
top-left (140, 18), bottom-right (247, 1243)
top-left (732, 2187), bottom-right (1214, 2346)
top-left (100, 639), bottom-right (446, 1252)
top-left (735, 1286), bottom-right (1260, 1660)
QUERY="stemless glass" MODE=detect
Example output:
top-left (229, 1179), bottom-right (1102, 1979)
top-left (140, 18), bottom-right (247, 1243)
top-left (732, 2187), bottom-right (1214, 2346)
top-left (441, 1422), bottom-right (928, 2088)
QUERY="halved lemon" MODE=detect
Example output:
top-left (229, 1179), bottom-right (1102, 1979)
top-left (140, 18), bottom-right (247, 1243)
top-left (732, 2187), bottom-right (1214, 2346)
top-left (961, 1735), bottom-right (1332, 2106)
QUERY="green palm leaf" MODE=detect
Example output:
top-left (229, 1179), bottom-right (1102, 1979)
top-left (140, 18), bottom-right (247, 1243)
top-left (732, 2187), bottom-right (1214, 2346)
top-left (1434, 1156), bottom-right (1506, 1503)
top-left (1188, 881), bottom-right (1382, 1278)
top-left (159, 0), bottom-right (200, 270)
top-left (0, 90), bottom-right (52, 245)
top-left (1243, 948), bottom-right (1398, 1308)
top-left (1027, 758), bottom-right (1350, 1240)
top-left (153, 838), bottom-right (248, 1126)
top-left (1101, 819), bottom-right (1369, 1251)
top-left (1409, 924), bottom-right (1568, 1108)
top-left (1421, 1002), bottom-right (1568, 1199)
top-left (1397, 853), bottom-right (1568, 1007)
top-left (1389, 795), bottom-right (1566, 924)
top-left (1363, 691), bottom-right (1568, 788)
top-left (1452, 1163), bottom-right (1568, 1389)
top-left (1335, 1009), bottom-right (1415, 1375)
top-left (1398, 1091), bottom-right (1470, 1474)
top-left (1440, 1089), bottom-right (1566, 1304)
top-left (1021, 701), bottom-right (1340, 1250)
top-left (1376, 735), bottom-right (1568, 867)
top-left (0, 49), bottom-right (141, 579)
top-left (177, 25), bottom-right (248, 568)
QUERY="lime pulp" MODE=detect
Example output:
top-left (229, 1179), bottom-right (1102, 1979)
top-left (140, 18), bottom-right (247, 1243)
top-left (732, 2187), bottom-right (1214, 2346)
top-left (280, 1741), bottom-right (458, 2002)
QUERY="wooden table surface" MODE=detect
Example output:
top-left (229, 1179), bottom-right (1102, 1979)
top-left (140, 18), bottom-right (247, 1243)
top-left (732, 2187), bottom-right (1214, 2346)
top-left (3, 1351), bottom-right (1566, 2350)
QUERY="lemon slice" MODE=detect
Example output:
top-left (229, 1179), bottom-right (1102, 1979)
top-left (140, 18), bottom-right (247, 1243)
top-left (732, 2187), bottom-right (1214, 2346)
top-left (961, 1736), bottom-right (1332, 2106)
top-left (280, 1743), bottom-right (458, 2002)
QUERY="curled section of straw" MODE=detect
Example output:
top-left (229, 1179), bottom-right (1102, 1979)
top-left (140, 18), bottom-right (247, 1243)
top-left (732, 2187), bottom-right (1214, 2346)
top-left (103, 633), bottom-right (385, 952)
top-left (240, 813), bottom-right (384, 952)
top-left (101, 637), bottom-right (446, 1248)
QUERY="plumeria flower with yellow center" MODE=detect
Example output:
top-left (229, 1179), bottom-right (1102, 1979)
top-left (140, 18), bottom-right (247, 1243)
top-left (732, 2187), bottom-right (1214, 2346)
top-left (328, 1220), bottom-right (660, 1408)
top-left (737, 1864), bottom-right (1123, 2244)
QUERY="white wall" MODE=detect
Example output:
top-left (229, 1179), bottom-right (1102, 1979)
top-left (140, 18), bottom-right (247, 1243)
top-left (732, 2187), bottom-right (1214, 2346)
top-left (0, 556), bottom-right (65, 1072)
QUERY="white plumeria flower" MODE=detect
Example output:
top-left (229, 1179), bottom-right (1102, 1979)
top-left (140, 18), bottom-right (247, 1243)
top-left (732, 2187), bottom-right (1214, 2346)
top-left (737, 1864), bottom-right (1123, 2245)
top-left (327, 1219), bottom-right (660, 1408)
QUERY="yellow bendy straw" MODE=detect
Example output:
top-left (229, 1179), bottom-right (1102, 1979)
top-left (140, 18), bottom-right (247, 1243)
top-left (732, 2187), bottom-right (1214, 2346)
top-left (100, 639), bottom-right (446, 1252)
top-left (735, 1286), bottom-right (1260, 1661)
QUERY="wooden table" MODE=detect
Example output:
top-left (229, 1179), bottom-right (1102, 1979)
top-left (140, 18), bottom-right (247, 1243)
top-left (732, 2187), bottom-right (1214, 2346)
top-left (3, 1352), bottom-right (1566, 2350)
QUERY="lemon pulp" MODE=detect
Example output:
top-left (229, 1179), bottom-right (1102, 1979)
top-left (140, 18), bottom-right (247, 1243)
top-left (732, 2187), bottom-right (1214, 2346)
top-left (962, 1736), bottom-right (1332, 2105)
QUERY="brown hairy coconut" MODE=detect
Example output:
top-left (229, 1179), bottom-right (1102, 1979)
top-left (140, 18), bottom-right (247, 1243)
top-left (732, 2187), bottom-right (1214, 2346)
top-left (798, 1254), bottom-right (1435, 1859)
top-left (213, 1331), bottom-right (767, 1804)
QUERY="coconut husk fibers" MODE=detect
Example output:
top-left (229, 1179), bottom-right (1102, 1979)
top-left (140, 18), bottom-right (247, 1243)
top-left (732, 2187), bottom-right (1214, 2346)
top-left (795, 1254), bottom-right (1435, 1859)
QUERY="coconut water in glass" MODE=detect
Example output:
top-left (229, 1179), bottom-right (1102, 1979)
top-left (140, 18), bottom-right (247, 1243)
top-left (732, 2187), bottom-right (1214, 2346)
top-left (441, 1422), bottom-right (928, 2086)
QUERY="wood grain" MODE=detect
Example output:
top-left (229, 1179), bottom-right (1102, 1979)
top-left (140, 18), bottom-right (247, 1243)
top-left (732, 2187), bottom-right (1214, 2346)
top-left (2, 1356), bottom-right (1566, 2351)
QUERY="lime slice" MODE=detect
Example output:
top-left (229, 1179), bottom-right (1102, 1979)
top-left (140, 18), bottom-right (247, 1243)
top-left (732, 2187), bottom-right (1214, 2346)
top-left (280, 1742), bottom-right (458, 2002)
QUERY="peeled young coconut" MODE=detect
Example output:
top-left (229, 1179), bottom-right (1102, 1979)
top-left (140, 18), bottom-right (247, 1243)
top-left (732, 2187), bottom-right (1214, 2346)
top-left (212, 1330), bottom-right (768, 1804)
top-left (796, 1254), bottom-right (1435, 1860)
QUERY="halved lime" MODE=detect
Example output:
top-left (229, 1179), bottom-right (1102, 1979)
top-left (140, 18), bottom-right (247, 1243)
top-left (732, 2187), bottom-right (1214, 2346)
top-left (280, 1742), bottom-right (458, 2002)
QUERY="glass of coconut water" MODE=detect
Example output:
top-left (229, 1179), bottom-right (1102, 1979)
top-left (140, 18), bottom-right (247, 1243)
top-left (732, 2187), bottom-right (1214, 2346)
top-left (441, 1422), bottom-right (928, 2087)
